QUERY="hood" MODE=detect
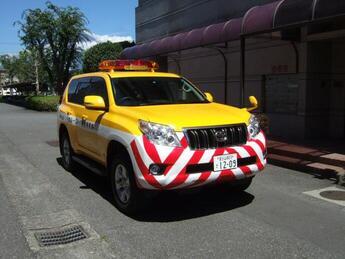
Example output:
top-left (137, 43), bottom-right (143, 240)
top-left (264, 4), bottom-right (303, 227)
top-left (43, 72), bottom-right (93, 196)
top-left (122, 103), bottom-right (251, 131)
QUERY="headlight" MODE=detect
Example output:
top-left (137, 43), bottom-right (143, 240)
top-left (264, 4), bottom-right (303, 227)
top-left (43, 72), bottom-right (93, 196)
top-left (247, 115), bottom-right (260, 138)
top-left (139, 120), bottom-right (181, 147)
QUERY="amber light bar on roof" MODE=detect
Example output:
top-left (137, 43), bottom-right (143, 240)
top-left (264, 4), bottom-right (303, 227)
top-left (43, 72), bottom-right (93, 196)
top-left (99, 59), bottom-right (159, 72)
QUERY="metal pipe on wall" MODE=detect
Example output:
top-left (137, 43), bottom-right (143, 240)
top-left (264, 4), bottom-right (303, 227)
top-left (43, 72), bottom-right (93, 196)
top-left (204, 44), bottom-right (229, 104)
top-left (240, 37), bottom-right (246, 107)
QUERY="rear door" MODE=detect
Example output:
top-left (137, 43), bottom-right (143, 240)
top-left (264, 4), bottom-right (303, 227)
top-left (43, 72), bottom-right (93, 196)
top-left (59, 78), bottom-right (80, 151)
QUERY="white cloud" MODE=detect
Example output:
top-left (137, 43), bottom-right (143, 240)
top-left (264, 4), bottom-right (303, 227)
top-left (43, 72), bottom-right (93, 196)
top-left (0, 53), bottom-right (18, 57)
top-left (79, 32), bottom-right (134, 50)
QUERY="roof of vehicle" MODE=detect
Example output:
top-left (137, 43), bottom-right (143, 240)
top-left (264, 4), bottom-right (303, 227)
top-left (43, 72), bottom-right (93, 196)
top-left (71, 71), bottom-right (181, 80)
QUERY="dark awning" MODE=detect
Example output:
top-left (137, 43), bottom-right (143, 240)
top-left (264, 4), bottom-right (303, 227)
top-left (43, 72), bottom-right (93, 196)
top-left (313, 0), bottom-right (345, 20)
top-left (121, 18), bottom-right (243, 59)
top-left (121, 0), bottom-right (345, 59)
top-left (242, 1), bottom-right (282, 34)
top-left (274, 0), bottom-right (314, 27)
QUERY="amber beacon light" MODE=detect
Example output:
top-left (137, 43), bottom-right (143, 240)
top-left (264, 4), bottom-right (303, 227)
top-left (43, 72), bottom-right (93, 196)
top-left (99, 60), bottom-right (159, 72)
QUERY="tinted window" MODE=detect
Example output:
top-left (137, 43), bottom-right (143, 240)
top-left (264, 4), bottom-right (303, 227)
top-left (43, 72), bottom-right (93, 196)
top-left (75, 78), bottom-right (92, 105)
top-left (90, 77), bottom-right (109, 106)
top-left (111, 77), bottom-right (207, 106)
top-left (71, 77), bottom-right (109, 106)
top-left (67, 79), bottom-right (79, 104)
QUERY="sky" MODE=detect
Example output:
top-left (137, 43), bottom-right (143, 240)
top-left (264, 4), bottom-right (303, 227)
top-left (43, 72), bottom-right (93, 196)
top-left (0, 0), bottom-right (138, 55)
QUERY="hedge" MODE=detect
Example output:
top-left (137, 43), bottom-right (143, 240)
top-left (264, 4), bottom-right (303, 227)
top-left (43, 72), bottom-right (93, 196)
top-left (25, 96), bottom-right (60, 112)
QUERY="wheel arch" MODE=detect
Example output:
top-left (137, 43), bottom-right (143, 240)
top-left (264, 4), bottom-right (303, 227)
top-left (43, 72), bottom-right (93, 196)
top-left (59, 123), bottom-right (69, 139)
top-left (106, 139), bottom-right (132, 170)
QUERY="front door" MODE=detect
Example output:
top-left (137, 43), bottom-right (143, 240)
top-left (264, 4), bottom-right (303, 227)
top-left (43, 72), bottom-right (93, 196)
top-left (74, 77), bottom-right (109, 161)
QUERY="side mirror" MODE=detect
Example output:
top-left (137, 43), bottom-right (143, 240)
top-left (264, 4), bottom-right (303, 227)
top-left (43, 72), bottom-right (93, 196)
top-left (204, 92), bottom-right (214, 102)
top-left (246, 96), bottom-right (258, 112)
top-left (84, 95), bottom-right (106, 110)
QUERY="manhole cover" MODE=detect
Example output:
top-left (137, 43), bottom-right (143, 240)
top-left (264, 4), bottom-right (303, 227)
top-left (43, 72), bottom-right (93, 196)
top-left (46, 140), bottom-right (59, 147)
top-left (319, 190), bottom-right (345, 201)
top-left (34, 225), bottom-right (88, 247)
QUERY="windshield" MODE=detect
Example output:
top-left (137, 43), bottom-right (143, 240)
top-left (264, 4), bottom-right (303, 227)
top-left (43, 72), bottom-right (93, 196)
top-left (111, 77), bottom-right (208, 106)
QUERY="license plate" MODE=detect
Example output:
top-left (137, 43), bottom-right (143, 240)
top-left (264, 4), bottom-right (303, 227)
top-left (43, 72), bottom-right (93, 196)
top-left (213, 154), bottom-right (238, 172)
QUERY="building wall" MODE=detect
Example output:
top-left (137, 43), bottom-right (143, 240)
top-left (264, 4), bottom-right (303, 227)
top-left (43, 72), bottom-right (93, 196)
top-left (329, 39), bottom-right (345, 138)
top-left (167, 37), bottom-right (308, 138)
top-left (136, 0), bottom-right (277, 43)
top-left (167, 38), bottom-right (345, 139)
top-left (135, 0), bottom-right (345, 139)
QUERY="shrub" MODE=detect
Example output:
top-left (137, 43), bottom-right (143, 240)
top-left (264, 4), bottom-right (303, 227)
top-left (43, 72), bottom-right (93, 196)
top-left (25, 96), bottom-right (59, 112)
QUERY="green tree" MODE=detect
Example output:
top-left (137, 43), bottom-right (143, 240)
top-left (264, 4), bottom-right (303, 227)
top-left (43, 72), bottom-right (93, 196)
top-left (0, 55), bottom-right (17, 84)
top-left (118, 41), bottom-right (135, 50)
top-left (82, 41), bottom-right (134, 72)
top-left (1, 50), bottom-right (47, 93)
top-left (15, 50), bottom-right (40, 82)
top-left (17, 2), bottom-right (90, 94)
top-left (16, 50), bottom-right (49, 93)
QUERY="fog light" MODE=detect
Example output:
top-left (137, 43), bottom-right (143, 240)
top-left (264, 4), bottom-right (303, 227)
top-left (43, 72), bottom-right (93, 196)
top-left (149, 164), bottom-right (166, 175)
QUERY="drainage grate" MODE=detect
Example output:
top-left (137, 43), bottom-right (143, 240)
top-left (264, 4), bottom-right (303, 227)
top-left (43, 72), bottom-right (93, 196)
top-left (319, 190), bottom-right (345, 201)
top-left (34, 225), bottom-right (88, 247)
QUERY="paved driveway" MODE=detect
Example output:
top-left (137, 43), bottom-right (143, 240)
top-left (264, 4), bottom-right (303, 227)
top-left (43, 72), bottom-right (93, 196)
top-left (0, 103), bottom-right (344, 258)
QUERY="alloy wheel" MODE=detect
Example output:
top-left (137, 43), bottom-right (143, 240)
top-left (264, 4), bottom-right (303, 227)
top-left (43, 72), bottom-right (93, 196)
top-left (114, 164), bottom-right (131, 204)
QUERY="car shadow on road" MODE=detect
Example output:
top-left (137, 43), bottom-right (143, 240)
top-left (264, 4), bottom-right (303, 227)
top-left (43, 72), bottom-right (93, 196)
top-left (57, 157), bottom-right (255, 222)
top-left (132, 188), bottom-right (255, 222)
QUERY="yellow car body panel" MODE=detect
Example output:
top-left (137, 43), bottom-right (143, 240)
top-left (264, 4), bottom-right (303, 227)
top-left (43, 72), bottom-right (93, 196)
top-left (120, 103), bottom-right (251, 132)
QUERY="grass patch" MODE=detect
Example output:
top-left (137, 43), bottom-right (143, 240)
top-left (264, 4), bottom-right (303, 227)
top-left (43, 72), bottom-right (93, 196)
top-left (25, 96), bottom-right (60, 112)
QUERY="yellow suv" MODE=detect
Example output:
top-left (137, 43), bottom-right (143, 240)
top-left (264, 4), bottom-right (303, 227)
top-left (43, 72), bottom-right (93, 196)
top-left (58, 60), bottom-right (267, 214)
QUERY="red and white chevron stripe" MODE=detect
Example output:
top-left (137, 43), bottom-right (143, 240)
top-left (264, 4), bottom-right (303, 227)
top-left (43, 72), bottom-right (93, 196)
top-left (128, 131), bottom-right (267, 190)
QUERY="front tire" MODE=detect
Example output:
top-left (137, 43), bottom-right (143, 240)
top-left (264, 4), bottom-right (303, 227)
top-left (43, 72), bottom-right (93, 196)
top-left (110, 156), bottom-right (146, 215)
top-left (59, 132), bottom-right (75, 171)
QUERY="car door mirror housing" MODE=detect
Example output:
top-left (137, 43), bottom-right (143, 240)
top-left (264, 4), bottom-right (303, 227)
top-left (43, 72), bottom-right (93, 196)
top-left (246, 96), bottom-right (259, 112)
top-left (84, 95), bottom-right (107, 110)
top-left (204, 92), bottom-right (213, 102)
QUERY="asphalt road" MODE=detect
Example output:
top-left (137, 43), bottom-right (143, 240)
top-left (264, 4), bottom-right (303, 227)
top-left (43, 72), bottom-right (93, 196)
top-left (0, 102), bottom-right (345, 259)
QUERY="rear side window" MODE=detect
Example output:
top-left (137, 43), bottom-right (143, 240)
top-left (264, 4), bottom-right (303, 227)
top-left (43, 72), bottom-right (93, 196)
top-left (67, 79), bottom-right (79, 104)
top-left (90, 77), bottom-right (109, 106)
top-left (68, 77), bottom-right (109, 106)
top-left (74, 78), bottom-right (92, 105)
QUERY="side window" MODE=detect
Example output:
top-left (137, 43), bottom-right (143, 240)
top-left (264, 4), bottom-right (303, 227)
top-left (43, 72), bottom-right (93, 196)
top-left (75, 77), bottom-right (92, 105)
top-left (68, 77), bottom-right (109, 106)
top-left (90, 77), bottom-right (109, 106)
top-left (67, 79), bottom-right (79, 104)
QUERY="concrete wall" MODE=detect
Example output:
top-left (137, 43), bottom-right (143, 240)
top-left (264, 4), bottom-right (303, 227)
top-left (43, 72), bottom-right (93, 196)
top-left (300, 40), bottom-right (345, 139)
top-left (330, 39), bottom-right (345, 138)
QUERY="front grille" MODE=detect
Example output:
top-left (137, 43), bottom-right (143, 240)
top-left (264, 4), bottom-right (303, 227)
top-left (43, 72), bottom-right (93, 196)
top-left (184, 124), bottom-right (247, 150)
top-left (186, 156), bottom-right (257, 174)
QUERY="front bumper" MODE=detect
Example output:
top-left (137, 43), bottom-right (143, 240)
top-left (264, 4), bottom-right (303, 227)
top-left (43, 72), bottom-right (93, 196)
top-left (129, 131), bottom-right (267, 190)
